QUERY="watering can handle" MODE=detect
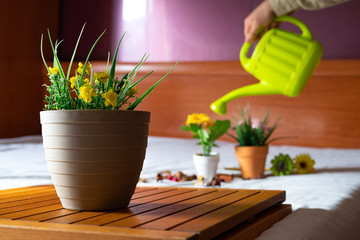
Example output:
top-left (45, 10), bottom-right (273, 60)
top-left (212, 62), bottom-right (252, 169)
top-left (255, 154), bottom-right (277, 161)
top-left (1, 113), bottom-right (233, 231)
top-left (275, 15), bottom-right (313, 40)
top-left (240, 16), bottom-right (313, 68)
top-left (239, 42), bottom-right (252, 69)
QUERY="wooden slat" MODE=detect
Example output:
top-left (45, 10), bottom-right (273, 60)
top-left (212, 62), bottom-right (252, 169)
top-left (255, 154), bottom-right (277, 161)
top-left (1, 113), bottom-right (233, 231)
top-left (214, 204), bottom-right (292, 240)
top-left (0, 185), bottom-right (290, 239)
top-left (105, 189), bottom-right (246, 228)
top-left (76, 188), bottom-right (218, 226)
top-left (7, 203), bottom-right (64, 220)
top-left (130, 187), bottom-right (177, 200)
top-left (20, 189), bottom-right (191, 223)
top-left (133, 187), bottom-right (158, 194)
top-left (0, 199), bottom-right (60, 216)
top-left (130, 188), bottom-right (195, 205)
top-left (0, 202), bottom-right (62, 220)
top-left (0, 185), bottom-right (54, 195)
top-left (0, 187), bottom-right (55, 202)
top-left (171, 190), bottom-right (285, 240)
top-left (0, 194), bottom-right (59, 209)
top-left (44, 211), bottom-right (108, 224)
top-left (18, 208), bottom-right (77, 222)
top-left (0, 219), bottom-right (197, 240)
top-left (135, 190), bottom-right (259, 231)
top-left (46, 188), bottom-right (195, 224)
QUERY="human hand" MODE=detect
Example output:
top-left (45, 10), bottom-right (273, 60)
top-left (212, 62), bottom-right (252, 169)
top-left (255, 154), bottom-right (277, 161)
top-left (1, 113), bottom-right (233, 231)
top-left (244, 0), bottom-right (277, 43)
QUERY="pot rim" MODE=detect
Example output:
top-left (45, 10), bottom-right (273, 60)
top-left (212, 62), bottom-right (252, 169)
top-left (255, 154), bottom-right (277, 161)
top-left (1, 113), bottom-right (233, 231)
top-left (40, 109), bottom-right (151, 124)
top-left (194, 152), bottom-right (219, 157)
top-left (40, 109), bottom-right (150, 113)
top-left (235, 145), bottom-right (269, 148)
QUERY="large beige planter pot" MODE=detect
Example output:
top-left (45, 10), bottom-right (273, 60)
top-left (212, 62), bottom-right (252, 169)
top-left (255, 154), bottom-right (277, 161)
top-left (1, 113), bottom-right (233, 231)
top-left (40, 110), bottom-right (150, 211)
top-left (235, 145), bottom-right (269, 179)
top-left (193, 152), bottom-right (219, 181)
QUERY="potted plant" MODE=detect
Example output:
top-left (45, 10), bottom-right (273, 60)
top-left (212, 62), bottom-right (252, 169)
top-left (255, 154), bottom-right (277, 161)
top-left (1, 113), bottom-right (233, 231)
top-left (181, 113), bottom-right (230, 181)
top-left (40, 25), bottom-right (178, 211)
top-left (227, 105), bottom-right (279, 179)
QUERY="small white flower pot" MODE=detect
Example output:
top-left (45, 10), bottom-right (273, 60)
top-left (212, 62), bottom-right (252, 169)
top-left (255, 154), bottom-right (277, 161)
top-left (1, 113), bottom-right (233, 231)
top-left (193, 152), bottom-right (220, 181)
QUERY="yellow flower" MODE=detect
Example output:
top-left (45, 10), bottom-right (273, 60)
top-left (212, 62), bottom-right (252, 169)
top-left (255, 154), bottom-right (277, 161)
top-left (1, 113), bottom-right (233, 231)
top-left (70, 76), bottom-right (77, 88)
top-left (78, 84), bottom-right (97, 103)
top-left (94, 71), bottom-right (110, 84)
top-left (294, 154), bottom-right (315, 174)
top-left (101, 89), bottom-right (118, 107)
top-left (83, 78), bottom-right (90, 84)
top-left (186, 113), bottom-right (212, 127)
top-left (126, 87), bottom-right (138, 97)
top-left (48, 66), bottom-right (59, 75)
top-left (77, 62), bottom-right (92, 75)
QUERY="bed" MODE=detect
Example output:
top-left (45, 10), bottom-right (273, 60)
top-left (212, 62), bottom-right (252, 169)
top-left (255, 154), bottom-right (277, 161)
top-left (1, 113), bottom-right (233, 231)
top-left (1, 60), bottom-right (360, 239)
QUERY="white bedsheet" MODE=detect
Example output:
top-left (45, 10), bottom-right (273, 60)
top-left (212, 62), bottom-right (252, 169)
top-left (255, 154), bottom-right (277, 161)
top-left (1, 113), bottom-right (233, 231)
top-left (1, 135), bottom-right (360, 239)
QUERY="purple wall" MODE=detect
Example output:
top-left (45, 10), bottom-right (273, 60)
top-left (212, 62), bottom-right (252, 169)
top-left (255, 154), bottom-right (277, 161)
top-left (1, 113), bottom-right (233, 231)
top-left (292, 2), bottom-right (360, 59)
top-left (59, 0), bottom-right (360, 62)
top-left (58, 0), bottom-right (121, 60)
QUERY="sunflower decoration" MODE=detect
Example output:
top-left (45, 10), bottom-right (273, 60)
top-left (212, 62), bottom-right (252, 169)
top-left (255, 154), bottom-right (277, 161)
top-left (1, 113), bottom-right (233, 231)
top-left (294, 154), bottom-right (315, 174)
top-left (270, 154), bottom-right (294, 176)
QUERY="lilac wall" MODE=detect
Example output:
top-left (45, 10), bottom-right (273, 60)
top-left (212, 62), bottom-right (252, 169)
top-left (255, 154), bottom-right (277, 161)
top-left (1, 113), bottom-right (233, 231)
top-left (59, 0), bottom-right (360, 62)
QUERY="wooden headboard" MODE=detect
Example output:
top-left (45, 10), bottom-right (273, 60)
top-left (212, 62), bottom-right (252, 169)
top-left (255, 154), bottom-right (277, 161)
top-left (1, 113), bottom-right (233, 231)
top-left (24, 59), bottom-right (358, 148)
top-left (91, 60), bottom-right (360, 148)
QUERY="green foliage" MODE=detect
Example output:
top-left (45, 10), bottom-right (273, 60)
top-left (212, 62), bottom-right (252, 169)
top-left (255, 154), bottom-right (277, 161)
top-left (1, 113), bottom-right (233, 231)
top-left (229, 105), bottom-right (279, 146)
top-left (41, 25), bottom-right (178, 110)
top-left (181, 119), bottom-right (231, 156)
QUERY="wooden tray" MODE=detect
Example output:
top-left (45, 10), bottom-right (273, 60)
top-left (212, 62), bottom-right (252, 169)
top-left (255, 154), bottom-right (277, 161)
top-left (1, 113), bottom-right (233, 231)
top-left (0, 185), bottom-right (291, 239)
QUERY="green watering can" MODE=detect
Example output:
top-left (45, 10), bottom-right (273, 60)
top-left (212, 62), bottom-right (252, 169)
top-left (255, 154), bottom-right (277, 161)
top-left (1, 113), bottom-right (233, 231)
top-left (210, 16), bottom-right (323, 115)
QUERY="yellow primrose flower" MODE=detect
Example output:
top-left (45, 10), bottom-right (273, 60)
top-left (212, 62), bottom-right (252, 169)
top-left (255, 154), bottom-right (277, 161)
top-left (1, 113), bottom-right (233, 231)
top-left (186, 113), bottom-right (212, 127)
top-left (126, 87), bottom-right (138, 97)
top-left (48, 66), bottom-right (59, 75)
top-left (83, 78), bottom-right (90, 84)
top-left (101, 89), bottom-right (118, 107)
top-left (294, 154), bottom-right (315, 174)
top-left (94, 71), bottom-right (110, 84)
top-left (78, 84), bottom-right (97, 103)
top-left (77, 62), bottom-right (92, 75)
top-left (69, 76), bottom-right (77, 88)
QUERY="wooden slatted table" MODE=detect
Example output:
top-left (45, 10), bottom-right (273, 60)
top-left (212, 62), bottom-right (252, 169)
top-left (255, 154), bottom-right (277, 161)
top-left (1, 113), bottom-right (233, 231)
top-left (0, 185), bottom-right (291, 240)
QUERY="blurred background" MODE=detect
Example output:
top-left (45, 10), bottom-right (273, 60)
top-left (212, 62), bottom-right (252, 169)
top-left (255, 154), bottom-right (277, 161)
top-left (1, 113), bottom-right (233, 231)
top-left (1, 0), bottom-right (359, 138)
top-left (59, 0), bottom-right (360, 61)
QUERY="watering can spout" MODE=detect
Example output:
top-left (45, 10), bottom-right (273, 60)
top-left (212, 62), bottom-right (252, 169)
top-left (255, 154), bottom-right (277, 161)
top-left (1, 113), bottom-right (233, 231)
top-left (210, 83), bottom-right (279, 115)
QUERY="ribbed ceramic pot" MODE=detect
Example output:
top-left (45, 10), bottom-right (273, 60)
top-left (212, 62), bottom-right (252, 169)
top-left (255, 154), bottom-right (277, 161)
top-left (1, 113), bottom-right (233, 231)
top-left (40, 110), bottom-right (150, 211)
top-left (235, 145), bottom-right (269, 179)
top-left (193, 152), bottom-right (219, 181)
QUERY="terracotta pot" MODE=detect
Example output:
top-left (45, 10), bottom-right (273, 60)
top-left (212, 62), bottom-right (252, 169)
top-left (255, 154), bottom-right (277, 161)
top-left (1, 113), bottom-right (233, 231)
top-left (40, 110), bottom-right (150, 211)
top-left (193, 152), bottom-right (219, 181)
top-left (235, 145), bottom-right (269, 179)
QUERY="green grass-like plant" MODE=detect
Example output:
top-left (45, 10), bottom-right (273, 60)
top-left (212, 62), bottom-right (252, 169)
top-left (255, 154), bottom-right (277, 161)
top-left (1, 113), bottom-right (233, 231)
top-left (227, 105), bottom-right (280, 146)
top-left (41, 25), bottom-right (178, 110)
